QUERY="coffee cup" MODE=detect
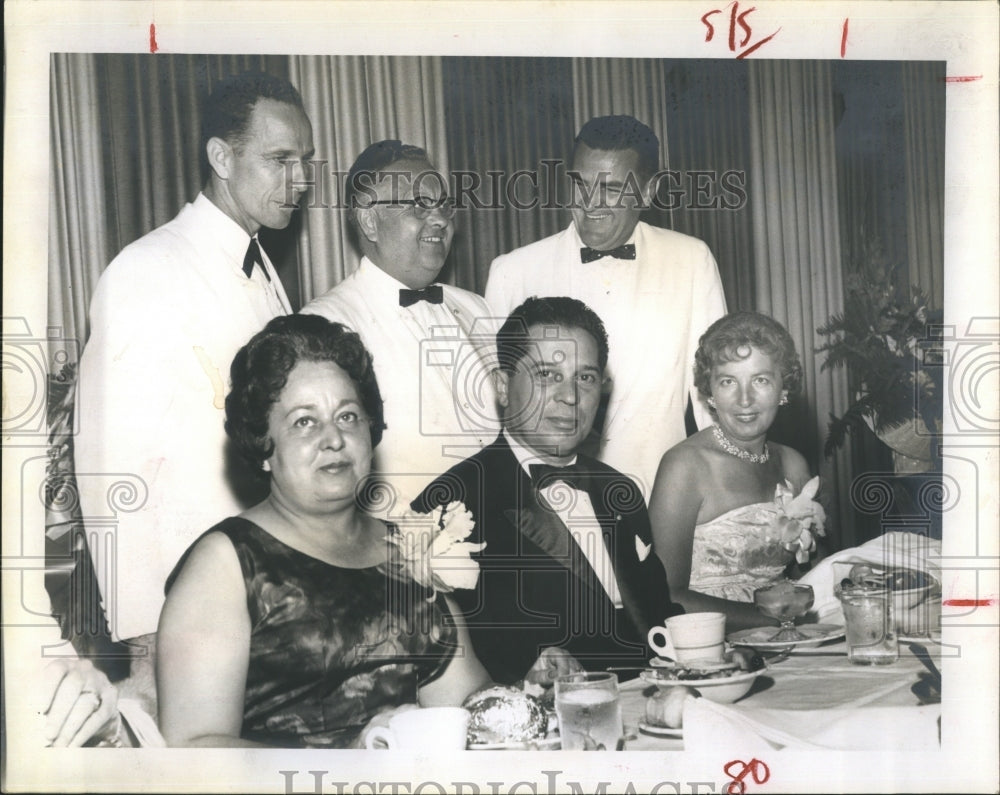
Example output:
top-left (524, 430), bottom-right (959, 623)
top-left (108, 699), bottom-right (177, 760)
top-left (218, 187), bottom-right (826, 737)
top-left (364, 706), bottom-right (470, 751)
top-left (648, 612), bottom-right (727, 662)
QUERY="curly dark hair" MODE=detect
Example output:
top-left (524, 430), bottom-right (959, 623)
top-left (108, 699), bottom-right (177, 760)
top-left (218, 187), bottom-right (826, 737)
top-left (693, 312), bottom-right (803, 402)
top-left (496, 296), bottom-right (609, 374)
top-left (225, 314), bottom-right (385, 470)
top-left (573, 115), bottom-right (660, 183)
top-left (201, 70), bottom-right (305, 152)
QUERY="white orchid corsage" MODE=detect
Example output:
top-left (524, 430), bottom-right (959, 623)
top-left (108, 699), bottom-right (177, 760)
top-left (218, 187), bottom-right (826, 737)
top-left (771, 476), bottom-right (827, 564)
top-left (387, 501), bottom-right (485, 598)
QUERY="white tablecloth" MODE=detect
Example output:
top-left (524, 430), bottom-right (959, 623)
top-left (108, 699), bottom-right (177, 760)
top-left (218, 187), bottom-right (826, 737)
top-left (621, 640), bottom-right (941, 751)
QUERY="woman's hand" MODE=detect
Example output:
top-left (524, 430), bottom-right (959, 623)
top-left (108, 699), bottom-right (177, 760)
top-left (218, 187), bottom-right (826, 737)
top-left (41, 658), bottom-right (120, 747)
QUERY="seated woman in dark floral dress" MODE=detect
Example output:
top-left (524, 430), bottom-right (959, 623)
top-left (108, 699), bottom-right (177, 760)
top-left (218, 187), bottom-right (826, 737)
top-left (156, 314), bottom-right (491, 748)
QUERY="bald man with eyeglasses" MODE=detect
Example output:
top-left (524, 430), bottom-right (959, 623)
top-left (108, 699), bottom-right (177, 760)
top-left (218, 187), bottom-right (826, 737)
top-left (302, 141), bottom-right (500, 510)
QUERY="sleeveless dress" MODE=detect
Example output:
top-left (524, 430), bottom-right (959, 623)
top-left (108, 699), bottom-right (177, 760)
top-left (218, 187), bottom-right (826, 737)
top-left (166, 517), bottom-right (458, 748)
top-left (688, 502), bottom-right (793, 602)
top-left (687, 477), bottom-right (825, 602)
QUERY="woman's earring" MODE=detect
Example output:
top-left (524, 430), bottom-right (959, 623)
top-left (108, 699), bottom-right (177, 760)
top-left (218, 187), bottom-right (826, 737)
top-left (779, 394), bottom-right (788, 406)
top-left (262, 460), bottom-right (271, 472)
top-left (707, 397), bottom-right (716, 409)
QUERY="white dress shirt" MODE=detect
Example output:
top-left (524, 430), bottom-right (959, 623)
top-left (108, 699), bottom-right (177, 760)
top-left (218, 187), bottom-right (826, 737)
top-left (74, 193), bottom-right (291, 640)
top-left (486, 221), bottom-right (727, 496)
top-left (503, 430), bottom-right (623, 608)
top-left (302, 258), bottom-right (501, 510)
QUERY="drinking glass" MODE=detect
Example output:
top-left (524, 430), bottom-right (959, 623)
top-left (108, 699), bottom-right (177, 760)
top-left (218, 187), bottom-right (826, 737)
top-left (753, 581), bottom-right (815, 642)
top-left (554, 672), bottom-right (623, 750)
top-left (837, 588), bottom-right (899, 665)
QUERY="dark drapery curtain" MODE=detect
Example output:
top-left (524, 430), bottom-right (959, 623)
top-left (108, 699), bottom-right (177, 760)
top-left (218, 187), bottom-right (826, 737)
top-left (657, 60), bottom-right (756, 312)
top-left (833, 60), bottom-right (945, 309)
top-left (441, 57), bottom-right (577, 295)
top-left (831, 60), bottom-right (946, 544)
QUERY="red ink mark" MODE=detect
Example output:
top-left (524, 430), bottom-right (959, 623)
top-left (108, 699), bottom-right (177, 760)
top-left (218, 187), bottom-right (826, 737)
top-left (943, 75), bottom-right (983, 83)
top-left (735, 28), bottom-right (781, 59)
top-left (701, 2), bottom-right (779, 59)
top-left (943, 598), bottom-right (996, 607)
top-left (702, 9), bottom-right (721, 41)
top-left (149, 23), bottom-right (159, 53)
top-left (840, 18), bottom-right (849, 57)
top-left (736, 5), bottom-right (755, 48)
top-left (724, 758), bottom-right (770, 794)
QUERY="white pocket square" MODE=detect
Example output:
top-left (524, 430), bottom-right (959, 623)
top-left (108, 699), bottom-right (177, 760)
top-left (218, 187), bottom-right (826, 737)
top-left (635, 537), bottom-right (652, 562)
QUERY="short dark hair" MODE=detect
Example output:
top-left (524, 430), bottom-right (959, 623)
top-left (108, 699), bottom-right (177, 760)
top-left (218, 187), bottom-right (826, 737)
top-left (496, 296), bottom-right (610, 374)
top-left (345, 139), bottom-right (433, 212)
top-left (201, 70), bottom-right (305, 152)
top-left (693, 312), bottom-right (803, 402)
top-left (225, 314), bottom-right (385, 470)
top-left (573, 115), bottom-right (660, 182)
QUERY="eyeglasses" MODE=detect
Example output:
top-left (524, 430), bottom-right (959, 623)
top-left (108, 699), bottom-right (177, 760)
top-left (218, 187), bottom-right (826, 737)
top-left (366, 196), bottom-right (457, 220)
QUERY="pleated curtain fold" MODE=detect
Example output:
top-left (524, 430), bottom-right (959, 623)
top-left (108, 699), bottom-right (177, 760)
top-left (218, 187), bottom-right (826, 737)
top-left (747, 60), bottom-right (853, 547)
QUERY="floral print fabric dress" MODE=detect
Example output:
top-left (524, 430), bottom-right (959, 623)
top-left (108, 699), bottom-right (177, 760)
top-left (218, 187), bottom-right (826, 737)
top-left (166, 517), bottom-right (457, 748)
top-left (688, 477), bottom-right (826, 602)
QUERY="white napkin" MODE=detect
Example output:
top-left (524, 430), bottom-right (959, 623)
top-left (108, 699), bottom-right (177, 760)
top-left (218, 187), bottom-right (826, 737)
top-left (798, 531), bottom-right (941, 626)
top-left (683, 697), bottom-right (941, 752)
top-left (119, 698), bottom-right (166, 747)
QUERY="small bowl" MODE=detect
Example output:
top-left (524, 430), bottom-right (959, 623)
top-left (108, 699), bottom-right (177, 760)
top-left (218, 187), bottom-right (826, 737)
top-left (892, 584), bottom-right (937, 634)
top-left (640, 667), bottom-right (759, 704)
top-left (892, 583), bottom-right (933, 611)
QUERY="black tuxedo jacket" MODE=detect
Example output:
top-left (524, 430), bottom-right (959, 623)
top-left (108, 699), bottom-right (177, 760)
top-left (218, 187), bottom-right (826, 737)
top-left (411, 434), bottom-right (683, 684)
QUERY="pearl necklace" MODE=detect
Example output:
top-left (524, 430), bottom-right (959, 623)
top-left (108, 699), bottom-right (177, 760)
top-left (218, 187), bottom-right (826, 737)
top-left (712, 424), bottom-right (770, 464)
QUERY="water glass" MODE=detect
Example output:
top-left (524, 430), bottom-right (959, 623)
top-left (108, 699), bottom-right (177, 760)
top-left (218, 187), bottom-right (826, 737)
top-left (554, 672), bottom-right (623, 750)
top-left (838, 589), bottom-right (899, 665)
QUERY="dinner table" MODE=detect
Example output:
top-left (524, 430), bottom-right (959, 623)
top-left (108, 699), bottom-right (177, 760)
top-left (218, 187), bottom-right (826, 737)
top-left (618, 635), bottom-right (943, 752)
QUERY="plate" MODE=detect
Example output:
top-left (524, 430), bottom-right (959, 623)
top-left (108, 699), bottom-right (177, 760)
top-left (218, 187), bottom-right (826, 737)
top-left (727, 623), bottom-right (845, 650)
top-left (639, 668), bottom-right (758, 703)
top-left (638, 720), bottom-right (683, 738)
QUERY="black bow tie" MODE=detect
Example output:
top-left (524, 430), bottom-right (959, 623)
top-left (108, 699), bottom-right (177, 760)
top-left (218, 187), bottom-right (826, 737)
top-left (399, 285), bottom-right (444, 307)
top-left (242, 239), bottom-right (270, 281)
top-left (580, 243), bottom-right (636, 264)
top-left (529, 462), bottom-right (590, 492)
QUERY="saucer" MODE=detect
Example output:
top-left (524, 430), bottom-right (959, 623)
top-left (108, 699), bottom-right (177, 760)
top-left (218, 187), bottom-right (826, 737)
top-left (638, 720), bottom-right (683, 738)
top-left (727, 623), bottom-right (845, 650)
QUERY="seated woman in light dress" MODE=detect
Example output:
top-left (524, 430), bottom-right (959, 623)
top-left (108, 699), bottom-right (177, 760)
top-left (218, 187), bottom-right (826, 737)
top-left (648, 312), bottom-right (826, 631)
top-left (157, 315), bottom-right (492, 748)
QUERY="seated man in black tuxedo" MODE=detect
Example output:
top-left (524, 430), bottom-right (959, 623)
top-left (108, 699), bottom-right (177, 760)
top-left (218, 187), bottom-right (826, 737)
top-left (412, 296), bottom-right (683, 685)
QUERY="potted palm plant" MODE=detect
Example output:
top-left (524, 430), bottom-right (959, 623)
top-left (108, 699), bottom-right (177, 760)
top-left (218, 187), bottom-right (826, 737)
top-left (816, 263), bottom-right (943, 473)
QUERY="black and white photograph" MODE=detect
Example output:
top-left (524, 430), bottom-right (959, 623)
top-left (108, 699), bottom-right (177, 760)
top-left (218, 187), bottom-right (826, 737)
top-left (3, 1), bottom-right (998, 792)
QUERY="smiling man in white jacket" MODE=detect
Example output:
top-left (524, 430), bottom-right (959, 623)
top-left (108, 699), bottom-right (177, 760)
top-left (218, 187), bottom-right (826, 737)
top-left (303, 140), bottom-right (500, 512)
top-left (486, 115), bottom-right (727, 497)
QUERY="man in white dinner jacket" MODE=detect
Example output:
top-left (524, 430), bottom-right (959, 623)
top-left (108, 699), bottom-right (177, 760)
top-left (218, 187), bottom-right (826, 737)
top-left (485, 115), bottom-right (727, 496)
top-left (302, 140), bottom-right (500, 511)
top-left (74, 71), bottom-right (314, 649)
